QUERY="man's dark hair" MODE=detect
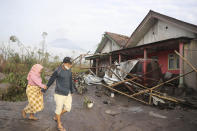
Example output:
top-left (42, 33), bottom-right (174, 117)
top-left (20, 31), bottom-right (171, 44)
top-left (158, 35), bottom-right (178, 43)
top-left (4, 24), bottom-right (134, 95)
top-left (63, 57), bottom-right (72, 64)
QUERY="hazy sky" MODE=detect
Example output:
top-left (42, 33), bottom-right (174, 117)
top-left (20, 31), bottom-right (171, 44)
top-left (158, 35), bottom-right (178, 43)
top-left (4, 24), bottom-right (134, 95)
top-left (0, 0), bottom-right (197, 55)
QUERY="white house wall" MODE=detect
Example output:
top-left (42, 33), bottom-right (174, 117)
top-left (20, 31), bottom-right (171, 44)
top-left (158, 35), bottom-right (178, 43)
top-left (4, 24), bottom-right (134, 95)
top-left (101, 40), bottom-right (111, 53)
top-left (137, 20), bottom-right (196, 46)
top-left (101, 39), bottom-right (121, 53)
top-left (112, 41), bottom-right (120, 51)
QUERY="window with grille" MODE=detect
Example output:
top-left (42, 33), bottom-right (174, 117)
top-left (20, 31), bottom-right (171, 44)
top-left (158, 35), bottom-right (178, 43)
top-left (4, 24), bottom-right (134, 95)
top-left (168, 54), bottom-right (179, 70)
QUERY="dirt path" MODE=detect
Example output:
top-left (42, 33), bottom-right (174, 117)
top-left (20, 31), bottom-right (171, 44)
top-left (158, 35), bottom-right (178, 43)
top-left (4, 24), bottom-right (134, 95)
top-left (0, 85), bottom-right (197, 131)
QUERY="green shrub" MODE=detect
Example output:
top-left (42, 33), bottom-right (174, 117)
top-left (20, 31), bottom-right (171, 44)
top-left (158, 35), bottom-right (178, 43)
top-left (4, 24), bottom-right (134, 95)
top-left (48, 62), bottom-right (61, 71)
top-left (0, 45), bottom-right (52, 101)
top-left (41, 69), bottom-right (48, 84)
top-left (2, 72), bottom-right (27, 101)
top-left (7, 53), bottom-right (21, 64)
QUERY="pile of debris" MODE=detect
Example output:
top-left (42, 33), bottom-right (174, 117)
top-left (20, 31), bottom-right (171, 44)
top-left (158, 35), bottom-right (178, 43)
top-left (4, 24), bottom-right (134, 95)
top-left (72, 51), bottom-right (197, 109)
top-left (73, 72), bottom-right (87, 94)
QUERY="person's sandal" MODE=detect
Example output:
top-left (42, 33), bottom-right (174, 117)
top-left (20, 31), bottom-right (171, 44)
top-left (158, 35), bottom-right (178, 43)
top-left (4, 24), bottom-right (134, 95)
top-left (29, 116), bottom-right (39, 121)
top-left (58, 127), bottom-right (66, 131)
top-left (53, 116), bottom-right (57, 122)
top-left (22, 110), bottom-right (27, 119)
top-left (57, 125), bottom-right (66, 131)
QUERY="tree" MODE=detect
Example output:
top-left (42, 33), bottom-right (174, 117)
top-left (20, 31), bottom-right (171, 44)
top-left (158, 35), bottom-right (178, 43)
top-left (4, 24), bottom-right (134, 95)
top-left (54, 55), bottom-right (59, 62)
top-left (44, 52), bottom-right (50, 62)
top-left (37, 49), bottom-right (42, 61)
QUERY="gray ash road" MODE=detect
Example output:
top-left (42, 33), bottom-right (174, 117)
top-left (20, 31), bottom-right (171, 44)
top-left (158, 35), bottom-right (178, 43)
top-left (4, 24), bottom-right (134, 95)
top-left (0, 85), bottom-right (197, 131)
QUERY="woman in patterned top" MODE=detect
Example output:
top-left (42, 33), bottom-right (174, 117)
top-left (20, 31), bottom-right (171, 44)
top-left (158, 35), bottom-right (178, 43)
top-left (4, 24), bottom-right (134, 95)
top-left (22, 64), bottom-right (47, 120)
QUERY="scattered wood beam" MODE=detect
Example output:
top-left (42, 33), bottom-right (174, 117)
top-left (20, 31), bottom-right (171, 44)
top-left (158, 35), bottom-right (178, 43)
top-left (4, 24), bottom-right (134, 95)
top-left (130, 70), bottom-right (195, 97)
top-left (102, 84), bottom-right (149, 105)
top-left (175, 50), bottom-right (197, 73)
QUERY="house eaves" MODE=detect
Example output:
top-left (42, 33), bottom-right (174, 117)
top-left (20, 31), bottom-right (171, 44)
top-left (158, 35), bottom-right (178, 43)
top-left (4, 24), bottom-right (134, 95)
top-left (95, 32), bottom-right (129, 54)
top-left (125, 10), bottom-right (197, 48)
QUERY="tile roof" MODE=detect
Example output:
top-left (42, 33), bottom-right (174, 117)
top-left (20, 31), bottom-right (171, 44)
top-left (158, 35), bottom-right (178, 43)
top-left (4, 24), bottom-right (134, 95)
top-left (105, 32), bottom-right (129, 47)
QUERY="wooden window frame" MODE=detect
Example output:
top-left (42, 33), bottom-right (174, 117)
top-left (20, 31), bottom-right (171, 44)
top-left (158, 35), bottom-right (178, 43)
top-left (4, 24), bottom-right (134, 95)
top-left (168, 53), bottom-right (180, 70)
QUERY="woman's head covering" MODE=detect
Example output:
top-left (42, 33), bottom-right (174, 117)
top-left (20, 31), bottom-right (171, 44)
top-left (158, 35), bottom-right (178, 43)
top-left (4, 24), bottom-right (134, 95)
top-left (27, 64), bottom-right (43, 80)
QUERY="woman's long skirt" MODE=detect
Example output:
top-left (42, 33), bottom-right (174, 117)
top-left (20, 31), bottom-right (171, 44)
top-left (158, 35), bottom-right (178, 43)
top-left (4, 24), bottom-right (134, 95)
top-left (24, 85), bottom-right (44, 113)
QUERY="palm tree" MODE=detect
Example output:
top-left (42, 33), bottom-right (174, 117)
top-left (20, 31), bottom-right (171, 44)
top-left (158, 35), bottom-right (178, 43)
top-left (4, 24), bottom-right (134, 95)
top-left (37, 49), bottom-right (42, 61)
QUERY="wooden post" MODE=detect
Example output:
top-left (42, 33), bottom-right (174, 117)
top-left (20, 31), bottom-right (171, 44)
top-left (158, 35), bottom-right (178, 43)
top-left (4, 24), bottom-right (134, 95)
top-left (89, 59), bottom-right (92, 73)
top-left (109, 55), bottom-right (112, 66)
top-left (179, 42), bottom-right (184, 88)
top-left (96, 58), bottom-right (99, 76)
top-left (149, 89), bottom-right (153, 104)
top-left (118, 53), bottom-right (121, 64)
top-left (143, 48), bottom-right (147, 83)
top-left (89, 59), bottom-right (92, 68)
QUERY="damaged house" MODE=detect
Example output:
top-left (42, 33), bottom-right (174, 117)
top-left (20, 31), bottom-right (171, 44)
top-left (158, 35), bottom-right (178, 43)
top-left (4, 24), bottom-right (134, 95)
top-left (86, 10), bottom-right (197, 91)
top-left (86, 32), bottom-right (129, 76)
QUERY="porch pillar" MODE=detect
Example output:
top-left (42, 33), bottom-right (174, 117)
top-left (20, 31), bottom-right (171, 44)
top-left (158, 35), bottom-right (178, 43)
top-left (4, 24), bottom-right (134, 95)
top-left (109, 55), bottom-right (112, 66)
top-left (179, 42), bottom-right (184, 88)
top-left (96, 58), bottom-right (99, 76)
top-left (144, 48), bottom-right (147, 59)
top-left (118, 53), bottom-right (121, 64)
top-left (143, 48), bottom-right (147, 84)
top-left (143, 48), bottom-right (147, 74)
top-left (89, 59), bottom-right (92, 68)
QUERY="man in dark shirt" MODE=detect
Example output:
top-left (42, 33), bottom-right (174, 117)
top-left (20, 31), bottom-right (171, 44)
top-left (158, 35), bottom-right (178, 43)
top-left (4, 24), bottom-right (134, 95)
top-left (46, 57), bottom-right (74, 131)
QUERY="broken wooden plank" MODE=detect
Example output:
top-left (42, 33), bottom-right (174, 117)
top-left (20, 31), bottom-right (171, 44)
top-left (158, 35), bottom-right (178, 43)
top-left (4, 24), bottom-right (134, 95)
top-left (72, 51), bottom-right (90, 63)
top-left (102, 84), bottom-right (149, 105)
top-left (109, 78), bottom-right (137, 87)
top-left (80, 66), bottom-right (107, 69)
top-left (89, 69), bottom-right (96, 76)
top-left (175, 50), bottom-right (197, 73)
top-left (130, 70), bottom-right (195, 97)
top-left (151, 93), bottom-right (178, 103)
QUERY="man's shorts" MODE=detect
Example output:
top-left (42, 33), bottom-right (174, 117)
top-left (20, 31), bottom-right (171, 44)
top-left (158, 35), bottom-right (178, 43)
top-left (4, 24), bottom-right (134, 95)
top-left (54, 93), bottom-right (72, 115)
